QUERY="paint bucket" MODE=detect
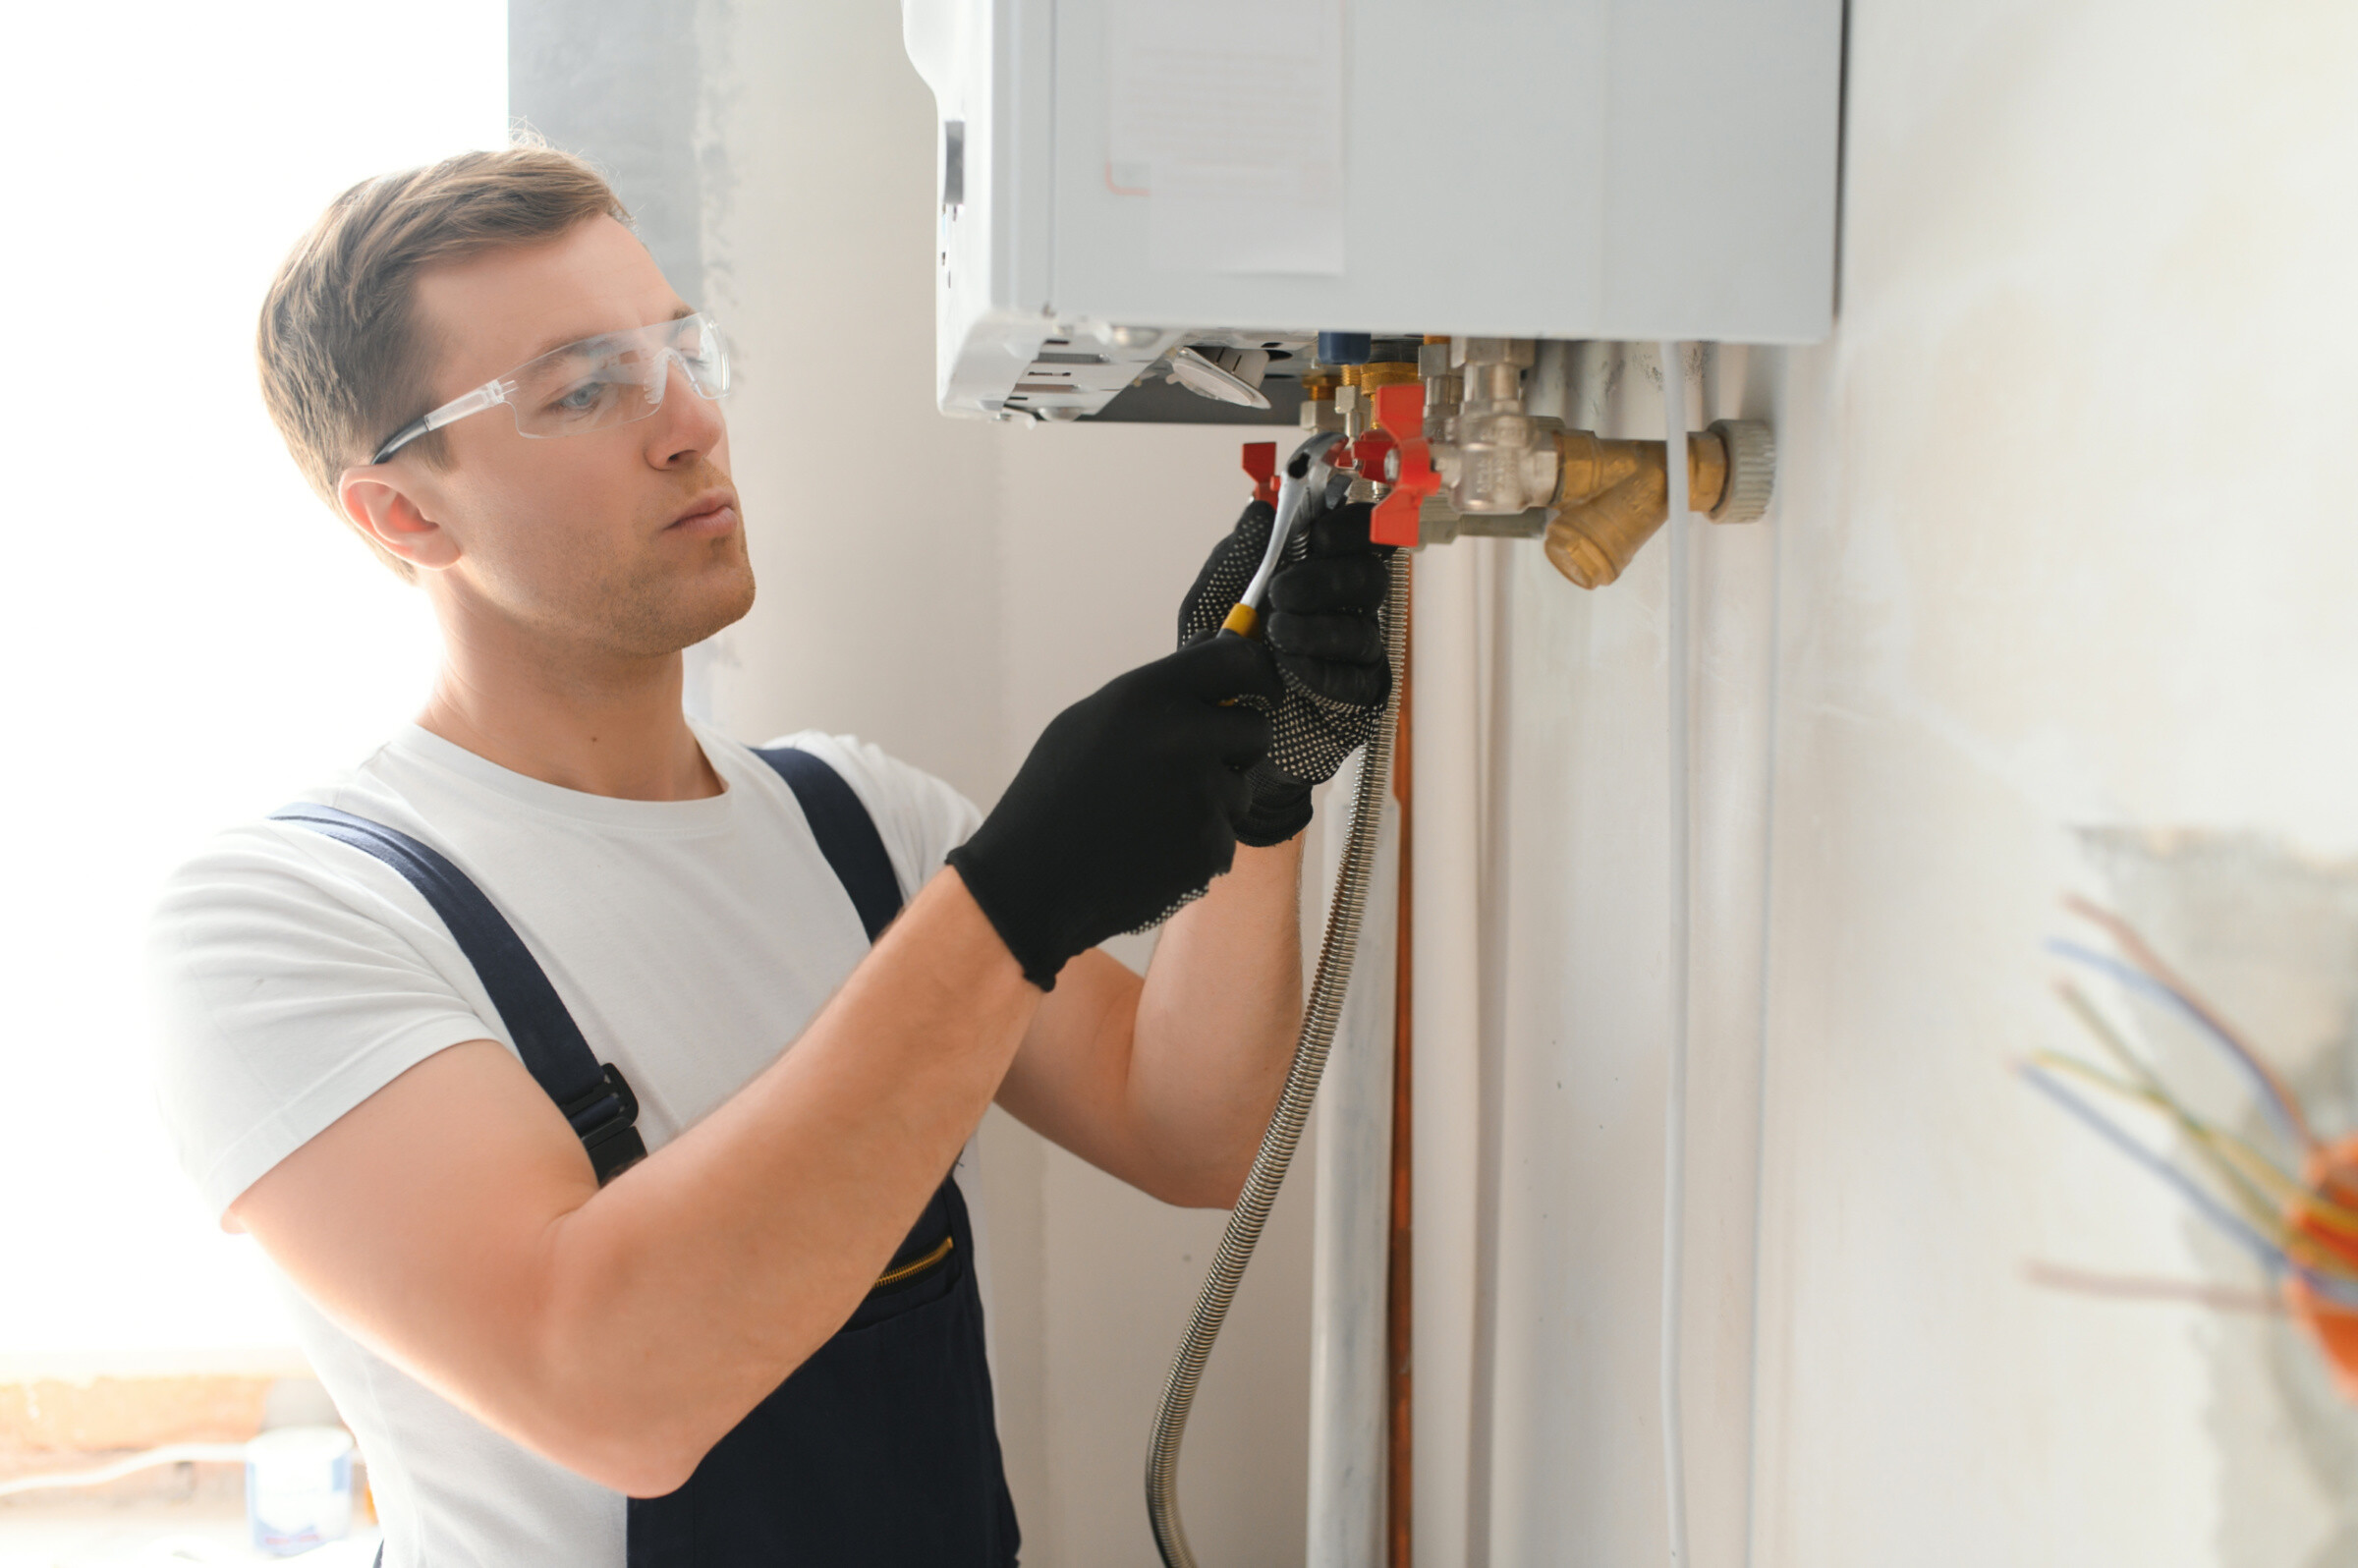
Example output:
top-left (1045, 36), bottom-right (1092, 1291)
top-left (245, 1425), bottom-right (356, 1554)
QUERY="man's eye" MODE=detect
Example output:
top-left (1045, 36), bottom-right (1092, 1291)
top-left (549, 381), bottom-right (608, 416)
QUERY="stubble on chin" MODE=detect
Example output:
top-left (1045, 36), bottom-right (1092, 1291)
top-left (532, 515), bottom-right (754, 660)
top-left (606, 532), bottom-right (756, 657)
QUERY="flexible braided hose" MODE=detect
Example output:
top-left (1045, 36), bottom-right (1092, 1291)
top-left (1146, 549), bottom-right (1410, 1568)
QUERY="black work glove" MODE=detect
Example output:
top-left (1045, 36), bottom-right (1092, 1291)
top-left (1176, 468), bottom-right (1393, 847)
top-left (946, 637), bottom-right (1282, 990)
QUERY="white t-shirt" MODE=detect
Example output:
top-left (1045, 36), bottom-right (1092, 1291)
top-left (146, 720), bottom-right (983, 1568)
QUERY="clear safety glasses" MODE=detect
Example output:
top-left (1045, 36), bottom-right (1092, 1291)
top-left (370, 312), bottom-right (731, 463)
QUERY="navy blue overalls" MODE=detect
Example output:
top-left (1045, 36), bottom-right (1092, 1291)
top-left (278, 747), bottom-right (1020, 1567)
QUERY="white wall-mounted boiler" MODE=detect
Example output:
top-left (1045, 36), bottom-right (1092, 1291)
top-left (903, 0), bottom-right (1844, 421)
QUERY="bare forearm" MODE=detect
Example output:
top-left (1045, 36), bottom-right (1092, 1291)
top-left (539, 869), bottom-right (1033, 1482)
top-left (1127, 837), bottom-right (1306, 1204)
top-left (255, 870), bottom-right (1041, 1494)
top-left (989, 838), bottom-right (1304, 1209)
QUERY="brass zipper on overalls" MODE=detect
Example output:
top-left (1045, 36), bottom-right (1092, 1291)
top-left (872, 1234), bottom-right (954, 1290)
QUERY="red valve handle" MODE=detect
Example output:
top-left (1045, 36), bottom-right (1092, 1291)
top-left (1241, 441), bottom-right (1279, 509)
top-left (1370, 382), bottom-right (1436, 547)
top-left (1340, 424), bottom-right (1395, 481)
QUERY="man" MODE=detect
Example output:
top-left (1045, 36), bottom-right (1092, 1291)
top-left (147, 145), bottom-right (1389, 1567)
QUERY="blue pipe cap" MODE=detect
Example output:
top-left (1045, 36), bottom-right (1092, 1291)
top-left (1316, 332), bottom-right (1373, 365)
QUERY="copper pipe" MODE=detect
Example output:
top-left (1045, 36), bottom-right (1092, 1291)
top-left (1542, 428), bottom-right (1731, 588)
top-left (1386, 567), bottom-right (1415, 1568)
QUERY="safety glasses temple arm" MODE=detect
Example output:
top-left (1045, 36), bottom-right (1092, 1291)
top-left (370, 381), bottom-right (511, 464)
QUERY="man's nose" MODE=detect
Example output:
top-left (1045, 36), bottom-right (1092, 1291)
top-left (646, 357), bottom-right (724, 465)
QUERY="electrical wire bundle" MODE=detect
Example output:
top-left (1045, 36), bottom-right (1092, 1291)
top-left (2022, 897), bottom-right (2358, 1396)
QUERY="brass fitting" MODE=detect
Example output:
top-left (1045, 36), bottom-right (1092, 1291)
top-left (1543, 420), bottom-right (1774, 588)
top-left (1298, 371), bottom-right (1344, 432)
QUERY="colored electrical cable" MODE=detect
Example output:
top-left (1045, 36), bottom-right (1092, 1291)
top-left (2065, 895), bottom-right (2317, 1151)
top-left (2019, 1065), bottom-right (2358, 1307)
top-left (2034, 1019), bottom-right (2358, 1299)
top-left (2040, 1036), bottom-right (2358, 1247)
top-left (2022, 1260), bottom-right (2286, 1316)
top-left (2029, 1051), bottom-right (2292, 1242)
top-left (2046, 939), bottom-right (2308, 1151)
top-left (2052, 980), bottom-right (2159, 1082)
top-left (2048, 980), bottom-right (2340, 1222)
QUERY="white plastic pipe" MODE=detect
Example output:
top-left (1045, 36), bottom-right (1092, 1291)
top-left (1658, 342), bottom-right (1694, 1566)
top-left (1305, 760), bottom-right (1400, 1567)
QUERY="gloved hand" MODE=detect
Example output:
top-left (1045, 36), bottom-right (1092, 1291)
top-left (1176, 459), bottom-right (1393, 847)
top-left (946, 637), bottom-right (1281, 990)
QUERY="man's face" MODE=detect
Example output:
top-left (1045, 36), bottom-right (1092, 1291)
top-left (390, 215), bottom-right (753, 658)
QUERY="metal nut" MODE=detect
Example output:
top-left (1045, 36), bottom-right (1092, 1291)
top-left (1706, 420), bottom-right (1775, 523)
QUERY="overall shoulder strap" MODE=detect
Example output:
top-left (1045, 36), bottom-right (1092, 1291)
top-left (749, 749), bottom-right (960, 1282)
top-left (269, 804), bottom-right (648, 1185)
top-left (754, 746), bottom-right (907, 942)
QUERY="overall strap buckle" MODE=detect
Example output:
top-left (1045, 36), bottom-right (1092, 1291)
top-left (559, 1062), bottom-right (647, 1183)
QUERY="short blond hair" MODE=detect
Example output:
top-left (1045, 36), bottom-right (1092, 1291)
top-left (257, 143), bottom-right (630, 579)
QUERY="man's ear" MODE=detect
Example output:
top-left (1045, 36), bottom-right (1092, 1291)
top-left (338, 466), bottom-right (459, 572)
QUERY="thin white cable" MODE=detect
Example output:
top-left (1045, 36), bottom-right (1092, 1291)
top-left (0, 1442), bottom-right (251, 1497)
top-left (1658, 340), bottom-right (1693, 1567)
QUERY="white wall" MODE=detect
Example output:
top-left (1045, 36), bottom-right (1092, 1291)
top-left (687, 6), bottom-right (1317, 1563)
top-left (1406, 3), bottom-right (2358, 1565)
top-left (1757, 5), bottom-right (2358, 1561)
